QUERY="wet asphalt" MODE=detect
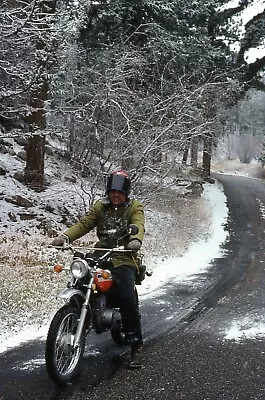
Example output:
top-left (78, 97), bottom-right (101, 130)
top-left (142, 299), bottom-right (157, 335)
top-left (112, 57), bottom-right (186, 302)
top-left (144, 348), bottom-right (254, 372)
top-left (2, 173), bottom-right (265, 400)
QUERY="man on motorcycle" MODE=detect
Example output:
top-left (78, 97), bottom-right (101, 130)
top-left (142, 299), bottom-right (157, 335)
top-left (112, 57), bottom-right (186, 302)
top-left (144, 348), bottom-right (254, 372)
top-left (52, 170), bottom-right (145, 368)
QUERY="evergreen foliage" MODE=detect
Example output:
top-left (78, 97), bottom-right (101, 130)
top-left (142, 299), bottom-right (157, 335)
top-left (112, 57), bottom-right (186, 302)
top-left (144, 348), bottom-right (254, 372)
top-left (1, 0), bottom-right (265, 187)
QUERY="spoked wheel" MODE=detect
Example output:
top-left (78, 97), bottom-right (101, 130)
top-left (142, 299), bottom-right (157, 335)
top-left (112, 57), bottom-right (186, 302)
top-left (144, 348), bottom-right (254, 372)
top-left (45, 306), bottom-right (85, 384)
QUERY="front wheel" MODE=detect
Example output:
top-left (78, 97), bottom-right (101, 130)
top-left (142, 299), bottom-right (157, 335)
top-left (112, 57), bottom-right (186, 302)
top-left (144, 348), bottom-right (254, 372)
top-left (45, 306), bottom-right (85, 384)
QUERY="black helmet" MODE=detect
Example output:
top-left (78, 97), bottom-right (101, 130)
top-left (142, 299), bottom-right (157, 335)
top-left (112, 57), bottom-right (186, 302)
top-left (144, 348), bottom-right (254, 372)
top-left (106, 170), bottom-right (131, 197)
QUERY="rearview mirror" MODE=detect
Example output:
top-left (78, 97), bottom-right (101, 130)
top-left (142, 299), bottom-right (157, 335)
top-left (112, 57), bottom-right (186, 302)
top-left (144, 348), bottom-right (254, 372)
top-left (128, 224), bottom-right (139, 236)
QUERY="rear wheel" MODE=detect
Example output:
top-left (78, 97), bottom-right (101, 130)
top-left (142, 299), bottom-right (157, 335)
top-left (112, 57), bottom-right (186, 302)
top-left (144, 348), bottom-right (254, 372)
top-left (45, 306), bottom-right (85, 384)
top-left (111, 323), bottom-right (125, 346)
top-left (110, 287), bottom-right (139, 346)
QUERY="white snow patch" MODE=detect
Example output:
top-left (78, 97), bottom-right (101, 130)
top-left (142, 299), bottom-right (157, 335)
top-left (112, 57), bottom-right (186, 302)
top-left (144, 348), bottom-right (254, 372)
top-left (138, 182), bottom-right (228, 299)
top-left (0, 323), bottom-right (49, 354)
top-left (224, 318), bottom-right (265, 341)
top-left (12, 358), bottom-right (45, 371)
top-left (257, 198), bottom-right (265, 220)
top-left (12, 349), bottom-right (101, 372)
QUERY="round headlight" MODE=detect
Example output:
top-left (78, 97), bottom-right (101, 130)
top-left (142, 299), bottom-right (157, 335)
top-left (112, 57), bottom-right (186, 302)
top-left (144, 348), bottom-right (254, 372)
top-left (70, 259), bottom-right (89, 279)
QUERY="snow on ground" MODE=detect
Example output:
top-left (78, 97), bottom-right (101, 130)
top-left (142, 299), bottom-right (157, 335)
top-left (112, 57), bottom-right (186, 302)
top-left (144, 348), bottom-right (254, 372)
top-left (224, 318), bottom-right (265, 342)
top-left (0, 179), bottom-right (229, 353)
top-left (211, 158), bottom-right (265, 179)
top-left (138, 182), bottom-right (228, 299)
top-left (1, 151), bottom-right (265, 354)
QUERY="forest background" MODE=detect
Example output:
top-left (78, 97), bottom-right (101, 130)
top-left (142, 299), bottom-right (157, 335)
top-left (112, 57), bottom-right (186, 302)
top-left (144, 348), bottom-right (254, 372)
top-left (1, 0), bottom-right (265, 202)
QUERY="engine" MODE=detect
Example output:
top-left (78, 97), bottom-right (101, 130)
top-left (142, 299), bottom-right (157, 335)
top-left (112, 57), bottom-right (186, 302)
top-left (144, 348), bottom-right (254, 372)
top-left (94, 294), bottom-right (121, 334)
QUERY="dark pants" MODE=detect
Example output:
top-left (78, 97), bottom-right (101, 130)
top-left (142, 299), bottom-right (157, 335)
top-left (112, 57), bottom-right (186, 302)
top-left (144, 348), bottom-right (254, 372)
top-left (112, 266), bottom-right (142, 343)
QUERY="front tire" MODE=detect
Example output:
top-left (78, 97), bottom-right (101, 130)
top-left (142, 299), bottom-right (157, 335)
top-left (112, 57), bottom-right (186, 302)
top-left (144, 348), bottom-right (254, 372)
top-left (45, 306), bottom-right (85, 384)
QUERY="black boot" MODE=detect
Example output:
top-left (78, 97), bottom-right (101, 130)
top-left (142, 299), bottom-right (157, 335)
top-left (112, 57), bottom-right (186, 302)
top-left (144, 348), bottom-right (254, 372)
top-left (127, 343), bottom-right (143, 369)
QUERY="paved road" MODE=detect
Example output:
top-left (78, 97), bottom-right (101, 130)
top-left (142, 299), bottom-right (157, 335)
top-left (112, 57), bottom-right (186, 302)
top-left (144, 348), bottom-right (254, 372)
top-left (1, 173), bottom-right (265, 400)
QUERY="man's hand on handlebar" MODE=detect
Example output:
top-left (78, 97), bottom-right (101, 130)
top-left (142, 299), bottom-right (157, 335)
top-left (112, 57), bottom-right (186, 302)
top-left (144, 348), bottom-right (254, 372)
top-left (51, 234), bottom-right (69, 248)
top-left (126, 239), bottom-right (141, 251)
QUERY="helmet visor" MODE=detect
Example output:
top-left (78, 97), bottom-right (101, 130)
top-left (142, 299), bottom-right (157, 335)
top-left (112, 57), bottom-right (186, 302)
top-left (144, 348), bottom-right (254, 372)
top-left (107, 174), bottom-right (130, 195)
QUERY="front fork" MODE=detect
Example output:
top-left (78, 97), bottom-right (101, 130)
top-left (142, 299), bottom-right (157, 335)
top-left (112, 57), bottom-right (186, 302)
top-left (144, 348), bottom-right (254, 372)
top-left (74, 271), bottom-right (96, 347)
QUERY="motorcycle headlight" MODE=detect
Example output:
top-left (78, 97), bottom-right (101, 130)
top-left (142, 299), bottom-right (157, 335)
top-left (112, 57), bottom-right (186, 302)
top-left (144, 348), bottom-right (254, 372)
top-left (70, 258), bottom-right (89, 279)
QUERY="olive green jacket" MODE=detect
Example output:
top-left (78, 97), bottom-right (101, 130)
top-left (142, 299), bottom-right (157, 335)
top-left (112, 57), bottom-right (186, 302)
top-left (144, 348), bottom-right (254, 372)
top-left (64, 197), bottom-right (145, 268)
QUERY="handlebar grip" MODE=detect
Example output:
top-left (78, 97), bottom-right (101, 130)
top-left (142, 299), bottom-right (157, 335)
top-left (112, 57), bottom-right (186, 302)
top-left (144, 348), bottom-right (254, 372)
top-left (146, 270), bottom-right (153, 277)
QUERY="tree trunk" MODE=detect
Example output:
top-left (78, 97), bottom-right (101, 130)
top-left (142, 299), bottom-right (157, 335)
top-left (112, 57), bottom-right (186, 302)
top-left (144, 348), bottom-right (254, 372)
top-left (202, 133), bottom-right (212, 178)
top-left (182, 145), bottom-right (189, 165)
top-left (24, 81), bottom-right (48, 190)
top-left (191, 137), bottom-right (198, 168)
top-left (24, 135), bottom-right (45, 190)
top-left (182, 136), bottom-right (191, 165)
top-left (24, 0), bottom-right (56, 190)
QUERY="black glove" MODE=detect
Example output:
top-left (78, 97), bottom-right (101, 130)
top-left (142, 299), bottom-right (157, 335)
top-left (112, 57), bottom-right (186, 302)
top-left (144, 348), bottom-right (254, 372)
top-left (51, 234), bottom-right (69, 247)
top-left (127, 239), bottom-right (141, 251)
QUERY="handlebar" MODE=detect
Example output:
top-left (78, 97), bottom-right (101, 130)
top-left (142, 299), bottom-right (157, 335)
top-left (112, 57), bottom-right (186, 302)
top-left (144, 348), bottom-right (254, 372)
top-left (50, 244), bottom-right (153, 278)
top-left (50, 245), bottom-right (133, 252)
top-left (85, 247), bottom-right (133, 252)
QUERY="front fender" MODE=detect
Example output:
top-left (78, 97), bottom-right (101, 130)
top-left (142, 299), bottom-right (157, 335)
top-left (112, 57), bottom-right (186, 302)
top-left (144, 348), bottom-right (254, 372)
top-left (56, 288), bottom-right (85, 303)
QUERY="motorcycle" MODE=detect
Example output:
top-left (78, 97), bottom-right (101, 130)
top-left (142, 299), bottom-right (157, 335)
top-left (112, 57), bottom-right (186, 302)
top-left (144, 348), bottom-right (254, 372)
top-left (45, 224), bottom-right (152, 384)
